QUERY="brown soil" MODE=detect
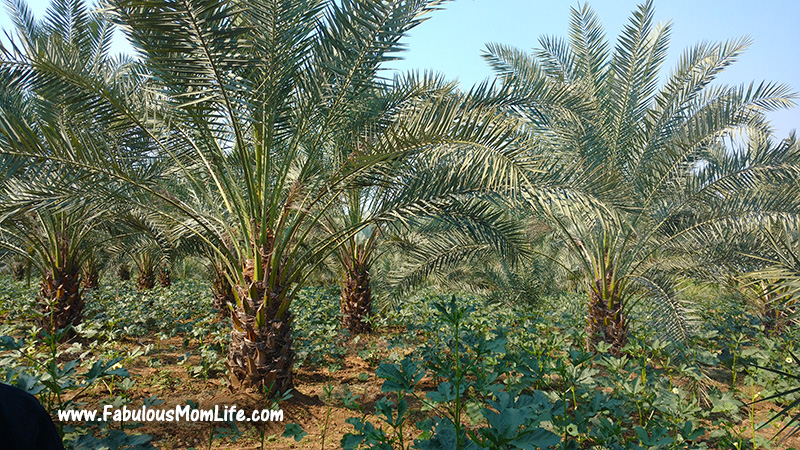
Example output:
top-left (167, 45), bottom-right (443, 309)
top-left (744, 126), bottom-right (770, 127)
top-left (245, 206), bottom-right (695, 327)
top-left (58, 332), bottom-right (417, 449)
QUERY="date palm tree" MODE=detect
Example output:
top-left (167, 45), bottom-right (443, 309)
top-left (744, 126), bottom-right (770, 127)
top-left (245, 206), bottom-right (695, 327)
top-left (81, 252), bottom-right (101, 289)
top-left (486, 1), bottom-right (799, 353)
top-left (740, 219), bottom-right (800, 332)
top-left (0, 206), bottom-right (108, 334)
top-left (0, 0), bottom-right (131, 334)
top-left (321, 73), bottom-right (531, 334)
top-left (328, 155), bottom-right (531, 335)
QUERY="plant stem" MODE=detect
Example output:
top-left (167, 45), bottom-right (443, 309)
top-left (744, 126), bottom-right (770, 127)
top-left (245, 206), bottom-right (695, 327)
top-left (321, 385), bottom-right (333, 450)
top-left (453, 308), bottom-right (463, 450)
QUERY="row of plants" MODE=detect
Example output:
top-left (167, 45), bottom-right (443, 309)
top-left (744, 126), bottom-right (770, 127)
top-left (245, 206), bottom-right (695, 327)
top-left (0, 1), bottom-right (798, 448)
top-left (1, 275), bottom-right (799, 448)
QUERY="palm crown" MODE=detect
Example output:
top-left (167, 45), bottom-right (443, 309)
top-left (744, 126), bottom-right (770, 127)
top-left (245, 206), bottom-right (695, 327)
top-left (485, 0), bottom-right (798, 353)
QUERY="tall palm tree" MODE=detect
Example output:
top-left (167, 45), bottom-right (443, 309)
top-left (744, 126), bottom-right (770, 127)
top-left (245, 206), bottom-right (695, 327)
top-left (2, 0), bottom-right (532, 394)
top-left (485, 1), bottom-right (799, 354)
top-left (321, 73), bottom-right (528, 334)
top-left (0, 0), bottom-right (132, 334)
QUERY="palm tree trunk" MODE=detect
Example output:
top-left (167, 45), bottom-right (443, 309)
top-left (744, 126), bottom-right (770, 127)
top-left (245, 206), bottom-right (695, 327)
top-left (211, 267), bottom-right (234, 319)
top-left (137, 263), bottom-right (155, 291)
top-left (117, 264), bottom-right (131, 281)
top-left (341, 264), bottom-right (373, 334)
top-left (158, 266), bottom-right (171, 288)
top-left (228, 310), bottom-right (294, 396)
top-left (586, 273), bottom-right (628, 356)
top-left (227, 254), bottom-right (294, 396)
top-left (82, 261), bottom-right (99, 290)
top-left (38, 267), bottom-right (83, 335)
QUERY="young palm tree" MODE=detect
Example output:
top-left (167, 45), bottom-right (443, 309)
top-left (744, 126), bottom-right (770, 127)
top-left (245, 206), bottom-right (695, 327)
top-left (741, 219), bottom-right (800, 332)
top-left (333, 213), bottom-right (380, 334)
top-left (134, 252), bottom-right (156, 290)
top-left (157, 264), bottom-right (171, 288)
top-left (0, 207), bottom-right (106, 334)
top-left (485, 1), bottom-right (799, 354)
top-left (81, 250), bottom-right (102, 289)
top-left (320, 73), bottom-right (522, 335)
top-left (111, 211), bottom-right (176, 291)
top-left (116, 263), bottom-right (131, 281)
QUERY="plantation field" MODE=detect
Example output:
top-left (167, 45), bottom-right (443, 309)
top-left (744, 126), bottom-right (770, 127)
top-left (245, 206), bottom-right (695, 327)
top-left (1, 2), bottom-right (799, 448)
top-left (1, 277), bottom-right (798, 449)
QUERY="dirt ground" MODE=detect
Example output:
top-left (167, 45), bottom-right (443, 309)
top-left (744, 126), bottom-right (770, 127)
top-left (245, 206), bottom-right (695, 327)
top-left (61, 333), bottom-right (416, 449)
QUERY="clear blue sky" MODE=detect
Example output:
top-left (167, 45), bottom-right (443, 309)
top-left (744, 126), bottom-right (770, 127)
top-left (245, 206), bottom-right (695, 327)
top-left (385, 0), bottom-right (799, 139)
top-left (2, 0), bottom-right (798, 137)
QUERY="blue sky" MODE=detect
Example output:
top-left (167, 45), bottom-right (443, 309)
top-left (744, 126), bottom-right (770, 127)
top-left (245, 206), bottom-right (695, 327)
top-left (385, 0), bottom-right (799, 139)
top-left (2, 0), bottom-right (798, 137)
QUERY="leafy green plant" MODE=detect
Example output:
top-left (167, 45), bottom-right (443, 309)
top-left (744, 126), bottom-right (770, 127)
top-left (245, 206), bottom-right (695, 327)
top-left (748, 350), bottom-right (800, 443)
top-left (343, 296), bottom-right (561, 450)
top-left (0, 327), bottom-right (154, 449)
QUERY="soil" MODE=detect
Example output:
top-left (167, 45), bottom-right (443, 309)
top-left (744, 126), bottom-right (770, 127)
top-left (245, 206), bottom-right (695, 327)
top-left (60, 332), bottom-right (417, 449)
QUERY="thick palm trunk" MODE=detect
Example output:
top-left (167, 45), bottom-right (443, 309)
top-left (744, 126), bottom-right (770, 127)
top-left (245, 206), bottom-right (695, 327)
top-left (341, 264), bottom-right (372, 334)
top-left (137, 264), bottom-right (155, 291)
top-left (158, 266), bottom-right (171, 288)
top-left (38, 267), bottom-right (83, 335)
top-left (228, 310), bottom-right (294, 395)
top-left (227, 252), bottom-right (294, 396)
top-left (586, 272), bottom-right (628, 356)
top-left (117, 264), bottom-right (131, 281)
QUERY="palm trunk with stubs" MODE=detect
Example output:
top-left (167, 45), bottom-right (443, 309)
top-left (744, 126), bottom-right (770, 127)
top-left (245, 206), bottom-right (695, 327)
top-left (81, 260), bottom-right (99, 289)
top-left (227, 234), bottom-right (294, 396)
top-left (586, 265), bottom-right (628, 356)
top-left (341, 263), bottom-right (373, 334)
top-left (137, 263), bottom-right (155, 291)
top-left (38, 267), bottom-right (83, 336)
top-left (158, 265), bottom-right (171, 288)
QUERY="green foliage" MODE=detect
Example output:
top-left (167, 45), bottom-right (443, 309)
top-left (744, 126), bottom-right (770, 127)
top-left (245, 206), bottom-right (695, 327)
top-left (0, 318), bottom-right (154, 449)
top-left (291, 286), bottom-right (350, 369)
top-left (484, 0), bottom-right (800, 351)
top-left (344, 295), bottom-right (719, 449)
top-left (282, 423), bottom-right (307, 442)
top-left (2, 273), bottom-right (800, 448)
